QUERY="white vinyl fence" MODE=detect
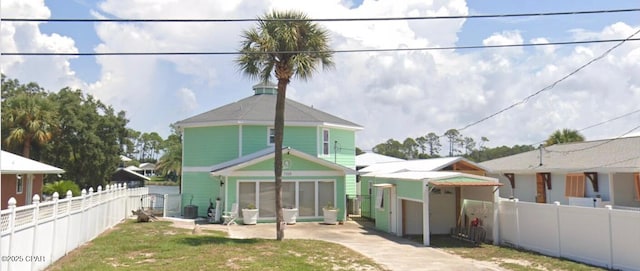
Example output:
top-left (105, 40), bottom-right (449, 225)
top-left (0, 184), bottom-right (148, 271)
top-left (498, 199), bottom-right (640, 271)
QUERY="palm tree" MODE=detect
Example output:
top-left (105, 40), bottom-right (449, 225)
top-left (156, 133), bottom-right (183, 192)
top-left (236, 10), bottom-right (334, 240)
top-left (545, 128), bottom-right (585, 146)
top-left (3, 92), bottom-right (57, 158)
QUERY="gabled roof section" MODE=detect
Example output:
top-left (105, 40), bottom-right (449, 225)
top-left (480, 136), bottom-right (640, 173)
top-left (358, 156), bottom-right (489, 174)
top-left (175, 92), bottom-right (362, 130)
top-left (356, 152), bottom-right (405, 168)
top-left (365, 171), bottom-right (500, 186)
top-left (210, 147), bottom-right (356, 176)
top-left (1, 151), bottom-right (64, 174)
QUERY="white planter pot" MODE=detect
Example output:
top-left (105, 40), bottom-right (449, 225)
top-left (242, 209), bottom-right (258, 225)
top-left (283, 208), bottom-right (298, 225)
top-left (322, 208), bottom-right (338, 225)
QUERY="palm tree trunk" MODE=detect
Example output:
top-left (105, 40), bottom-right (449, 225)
top-left (23, 138), bottom-right (32, 158)
top-left (274, 79), bottom-right (287, 241)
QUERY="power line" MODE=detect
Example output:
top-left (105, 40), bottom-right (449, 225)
top-left (529, 108), bottom-right (640, 146)
top-left (2, 38), bottom-right (639, 56)
top-left (455, 28), bottom-right (640, 133)
top-left (546, 123), bottom-right (640, 154)
top-left (3, 8), bottom-right (639, 23)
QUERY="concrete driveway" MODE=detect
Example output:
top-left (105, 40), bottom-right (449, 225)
top-left (170, 218), bottom-right (506, 271)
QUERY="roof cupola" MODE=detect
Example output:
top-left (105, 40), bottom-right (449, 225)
top-left (252, 81), bottom-right (278, 95)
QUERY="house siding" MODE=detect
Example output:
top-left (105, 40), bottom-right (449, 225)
top-left (612, 173), bottom-right (640, 207)
top-left (320, 128), bottom-right (356, 196)
top-left (181, 172), bottom-right (221, 216)
top-left (183, 126), bottom-right (239, 167)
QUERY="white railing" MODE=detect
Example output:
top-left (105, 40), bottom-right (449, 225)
top-left (498, 199), bottom-right (640, 271)
top-left (163, 194), bottom-right (182, 218)
top-left (0, 184), bottom-right (148, 271)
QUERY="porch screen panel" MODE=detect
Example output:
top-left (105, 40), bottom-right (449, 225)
top-left (259, 182), bottom-right (276, 217)
top-left (299, 182), bottom-right (315, 216)
top-left (317, 181), bottom-right (335, 215)
top-left (238, 182), bottom-right (256, 216)
top-left (283, 182), bottom-right (296, 208)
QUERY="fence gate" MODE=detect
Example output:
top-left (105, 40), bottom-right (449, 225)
top-left (140, 193), bottom-right (165, 216)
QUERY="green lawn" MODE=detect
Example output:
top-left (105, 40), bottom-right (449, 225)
top-left (46, 220), bottom-right (385, 271)
top-left (428, 235), bottom-right (606, 271)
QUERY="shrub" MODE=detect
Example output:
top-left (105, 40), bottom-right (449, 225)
top-left (43, 180), bottom-right (81, 199)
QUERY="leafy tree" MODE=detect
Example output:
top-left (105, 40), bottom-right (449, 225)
top-left (157, 125), bottom-right (183, 192)
top-left (236, 10), bottom-right (333, 240)
top-left (355, 147), bottom-right (364, 155)
top-left (444, 129), bottom-right (461, 157)
top-left (41, 88), bottom-right (128, 189)
top-left (402, 137), bottom-right (419, 159)
top-left (463, 137), bottom-right (476, 155)
top-left (372, 139), bottom-right (405, 159)
top-left (545, 128), bottom-right (585, 146)
top-left (43, 180), bottom-right (81, 199)
top-left (1, 78), bottom-right (57, 158)
top-left (425, 132), bottom-right (442, 157)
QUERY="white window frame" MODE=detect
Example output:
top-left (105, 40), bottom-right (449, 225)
top-left (16, 174), bottom-right (23, 194)
top-left (322, 129), bottom-right (330, 156)
top-left (375, 187), bottom-right (384, 210)
top-left (267, 127), bottom-right (275, 145)
top-left (237, 179), bottom-right (335, 218)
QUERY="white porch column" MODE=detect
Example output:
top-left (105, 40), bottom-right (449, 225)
top-left (422, 180), bottom-right (430, 246)
top-left (492, 187), bottom-right (500, 245)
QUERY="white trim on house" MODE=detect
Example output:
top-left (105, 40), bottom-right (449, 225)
top-left (228, 170), bottom-right (346, 177)
top-left (238, 125), bottom-right (243, 157)
top-left (177, 120), bottom-right (363, 131)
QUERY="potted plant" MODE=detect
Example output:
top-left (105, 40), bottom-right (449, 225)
top-left (322, 202), bottom-right (338, 225)
top-left (283, 206), bottom-right (298, 225)
top-left (242, 203), bottom-right (258, 225)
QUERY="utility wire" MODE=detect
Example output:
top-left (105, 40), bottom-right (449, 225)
top-left (3, 8), bottom-right (639, 23)
top-left (455, 28), bottom-right (640, 133)
top-left (3, 38), bottom-right (639, 56)
top-left (546, 123), bottom-right (640, 154)
top-left (529, 108), bottom-right (640, 146)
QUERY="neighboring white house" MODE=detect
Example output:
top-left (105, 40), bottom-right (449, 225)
top-left (480, 136), bottom-right (640, 209)
top-left (139, 163), bottom-right (156, 176)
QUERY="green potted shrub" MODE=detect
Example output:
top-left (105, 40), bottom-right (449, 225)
top-left (322, 202), bottom-right (338, 225)
top-left (242, 203), bottom-right (258, 225)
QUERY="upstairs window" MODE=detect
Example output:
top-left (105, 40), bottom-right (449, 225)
top-left (16, 175), bottom-right (23, 194)
top-left (268, 127), bottom-right (275, 145)
top-left (322, 129), bottom-right (330, 155)
top-left (565, 173), bottom-right (586, 197)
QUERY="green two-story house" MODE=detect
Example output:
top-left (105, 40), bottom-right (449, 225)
top-left (175, 82), bottom-right (361, 223)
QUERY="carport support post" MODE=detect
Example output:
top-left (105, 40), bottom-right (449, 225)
top-left (422, 180), bottom-right (430, 246)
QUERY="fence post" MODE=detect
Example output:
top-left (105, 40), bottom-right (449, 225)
top-left (65, 190), bottom-right (75, 255)
top-left (606, 205), bottom-right (613, 269)
top-left (31, 194), bottom-right (41, 271)
top-left (163, 194), bottom-right (169, 217)
top-left (513, 198), bottom-right (521, 248)
top-left (7, 197), bottom-right (17, 271)
top-left (50, 192), bottom-right (59, 267)
top-left (554, 201), bottom-right (562, 258)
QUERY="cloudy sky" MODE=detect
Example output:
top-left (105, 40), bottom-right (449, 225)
top-left (2, 0), bottom-right (639, 151)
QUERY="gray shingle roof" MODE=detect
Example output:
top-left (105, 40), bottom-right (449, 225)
top-left (480, 136), bottom-right (640, 173)
top-left (176, 93), bottom-right (362, 129)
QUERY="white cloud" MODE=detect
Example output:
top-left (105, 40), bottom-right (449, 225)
top-left (1, 0), bottom-right (638, 152)
top-left (177, 87), bottom-right (198, 113)
top-left (0, 0), bottom-right (82, 92)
